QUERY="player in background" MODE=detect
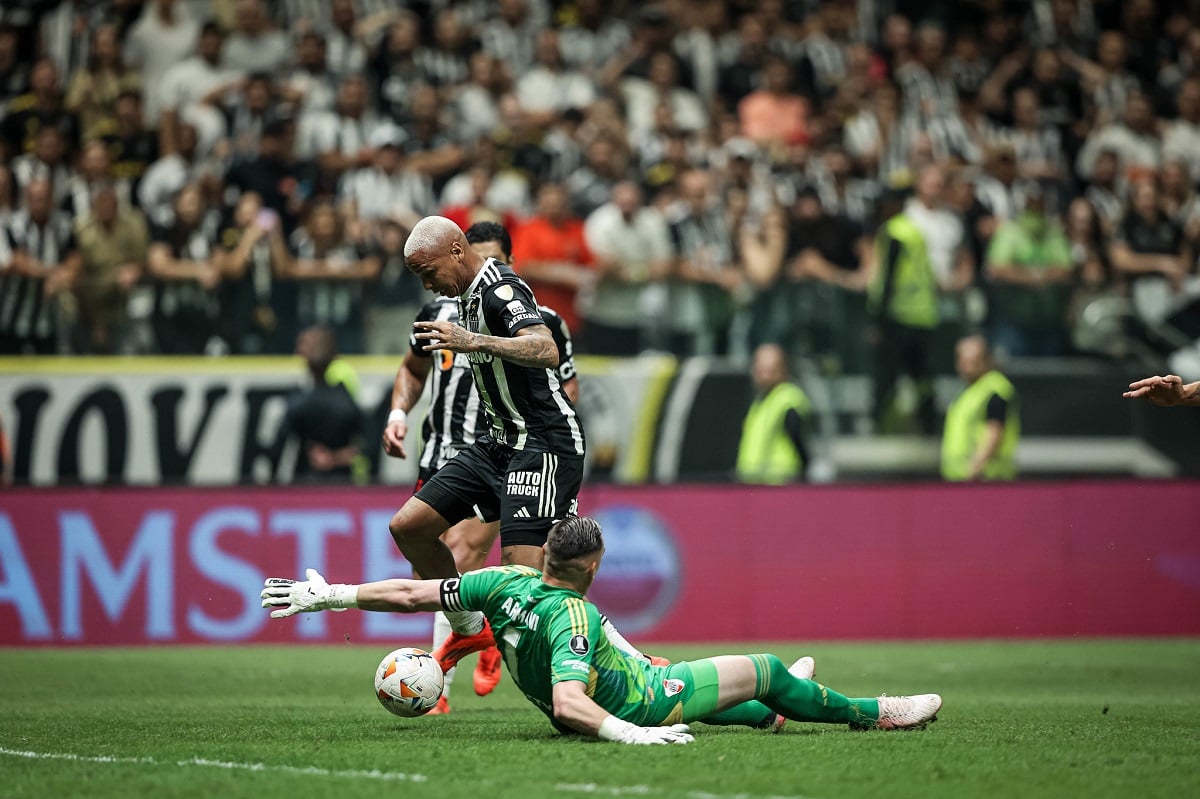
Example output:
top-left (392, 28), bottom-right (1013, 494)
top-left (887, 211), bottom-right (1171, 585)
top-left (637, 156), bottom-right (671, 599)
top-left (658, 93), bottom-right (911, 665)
top-left (263, 515), bottom-right (942, 742)
top-left (387, 216), bottom-right (585, 679)
top-left (1123, 375), bottom-right (1200, 406)
top-left (381, 221), bottom-right (579, 711)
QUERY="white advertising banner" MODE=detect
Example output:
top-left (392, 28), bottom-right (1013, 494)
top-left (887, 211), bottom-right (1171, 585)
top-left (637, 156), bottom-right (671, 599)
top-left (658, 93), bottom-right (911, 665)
top-left (0, 355), bottom-right (676, 486)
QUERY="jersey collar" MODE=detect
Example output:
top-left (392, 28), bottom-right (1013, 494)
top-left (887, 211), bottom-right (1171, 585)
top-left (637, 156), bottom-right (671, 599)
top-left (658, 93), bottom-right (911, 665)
top-left (460, 257), bottom-right (500, 302)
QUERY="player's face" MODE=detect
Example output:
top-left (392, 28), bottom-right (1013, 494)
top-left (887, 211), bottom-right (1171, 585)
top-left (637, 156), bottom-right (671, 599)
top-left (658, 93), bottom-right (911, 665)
top-left (470, 240), bottom-right (511, 264)
top-left (407, 241), bottom-right (467, 296)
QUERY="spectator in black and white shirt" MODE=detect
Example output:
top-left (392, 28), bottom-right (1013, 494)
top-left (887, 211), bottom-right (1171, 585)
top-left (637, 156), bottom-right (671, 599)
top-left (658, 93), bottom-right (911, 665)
top-left (282, 32), bottom-right (339, 116)
top-left (11, 125), bottom-right (71, 207)
top-left (1109, 178), bottom-right (1193, 327)
top-left (667, 168), bottom-right (743, 356)
top-left (418, 8), bottom-right (472, 89)
top-left (215, 191), bottom-right (292, 354)
top-left (398, 84), bottom-right (467, 185)
top-left (286, 200), bottom-right (381, 354)
top-left (157, 22), bottom-right (240, 159)
top-left (338, 125), bottom-right (435, 239)
top-left (480, 0), bottom-right (546, 75)
top-left (1076, 90), bottom-right (1161, 182)
top-left (558, 0), bottom-right (630, 74)
top-left (997, 87), bottom-right (1065, 184)
top-left (296, 74), bottom-right (384, 189)
top-left (102, 90), bottom-right (158, 202)
top-left (1, 57), bottom-right (79, 161)
top-left (0, 178), bottom-right (79, 354)
top-left (451, 52), bottom-right (506, 142)
top-left (138, 122), bottom-right (221, 228)
top-left (895, 22), bottom-right (957, 118)
top-left (1083, 148), bottom-right (1124, 234)
top-left (210, 72), bottom-right (283, 161)
top-left (325, 0), bottom-right (370, 80)
top-left (1163, 78), bottom-right (1200, 183)
top-left (146, 183), bottom-right (223, 354)
top-left (370, 11), bottom-right (426, 121)
top-left (61, 139), bottom-right (131, 220)
top-left (222, 0), bottom-right (290, 76)
top-left (516, 29), bottom-right (597, 126)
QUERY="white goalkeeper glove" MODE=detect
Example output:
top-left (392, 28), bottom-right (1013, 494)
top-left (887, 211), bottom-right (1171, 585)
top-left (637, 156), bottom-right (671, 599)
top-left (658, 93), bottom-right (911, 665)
top-left (260, 569), bottom-right (357, 618)
top-left (598, 716), bottom-right (694, 745)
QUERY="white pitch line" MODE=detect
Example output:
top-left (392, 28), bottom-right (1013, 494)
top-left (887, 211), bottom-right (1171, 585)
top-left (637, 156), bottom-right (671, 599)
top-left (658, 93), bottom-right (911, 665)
top-left (0, 747), bottom-right (427, 783)
top-left (555, 783), bottom-right (818, 799)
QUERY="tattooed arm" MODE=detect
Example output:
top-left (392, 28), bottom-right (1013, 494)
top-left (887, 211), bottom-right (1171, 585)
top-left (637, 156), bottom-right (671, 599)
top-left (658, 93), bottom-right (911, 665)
top-left (413, 320), bottom-right (560, 369)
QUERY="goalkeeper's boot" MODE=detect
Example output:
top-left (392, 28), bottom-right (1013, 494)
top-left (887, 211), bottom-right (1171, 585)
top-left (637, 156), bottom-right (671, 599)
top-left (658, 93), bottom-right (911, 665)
top-left (473, 646), bottom-right (503, 696)
top-left (427, 696), bottom-right (451, 715)
top-left (760, 712), bottom-right (788, 733)
top-left (851, 693), bottom-right (942, 730)
top-left (789, 656), bottom-right (816, 681)
top-left (434, 619), bottom-right (496, 673)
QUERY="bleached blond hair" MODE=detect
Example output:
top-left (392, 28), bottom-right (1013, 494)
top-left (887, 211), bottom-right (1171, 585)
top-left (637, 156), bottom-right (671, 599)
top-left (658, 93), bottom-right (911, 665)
top-left (403, 216), bottom-right (464, 258)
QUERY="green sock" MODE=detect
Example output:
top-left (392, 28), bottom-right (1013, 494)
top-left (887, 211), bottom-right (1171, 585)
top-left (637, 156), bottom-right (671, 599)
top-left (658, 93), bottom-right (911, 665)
top-left (747, 654), bottom-right (879, 726)
top-left (701, 700), bottom-right (777, 728)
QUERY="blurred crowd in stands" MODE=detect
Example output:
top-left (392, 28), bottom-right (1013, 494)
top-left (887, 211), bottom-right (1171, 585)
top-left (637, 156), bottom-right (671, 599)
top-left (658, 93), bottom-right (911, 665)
top-left (2, 0), bottom-right (1200, 372)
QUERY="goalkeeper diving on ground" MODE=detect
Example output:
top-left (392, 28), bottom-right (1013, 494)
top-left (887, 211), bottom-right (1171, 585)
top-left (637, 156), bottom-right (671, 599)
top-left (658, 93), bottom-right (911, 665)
top-left (262, 515), bottom-right (942, 743)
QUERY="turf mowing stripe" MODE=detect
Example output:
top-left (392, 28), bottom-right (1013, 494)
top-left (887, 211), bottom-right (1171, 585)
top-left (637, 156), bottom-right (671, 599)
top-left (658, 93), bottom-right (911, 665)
top-left (555, 783), bottom-right (819, 799)
top-left (0, 747), bottom-right (427, 783)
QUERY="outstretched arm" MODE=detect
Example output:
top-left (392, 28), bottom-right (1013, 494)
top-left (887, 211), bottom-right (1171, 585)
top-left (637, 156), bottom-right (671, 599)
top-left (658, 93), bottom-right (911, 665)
top-left (261, 569), bottom-right (445, 617)
top-left (413, 321), bottom-right (559, 369)
top-left (1123, 375), bottom-right (1200, 407)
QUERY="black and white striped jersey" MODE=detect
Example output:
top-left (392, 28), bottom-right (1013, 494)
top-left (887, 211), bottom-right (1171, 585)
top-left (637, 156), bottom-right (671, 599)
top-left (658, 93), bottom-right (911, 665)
top-left (411, 294), bottom-right (578, 470)
top-left (288, 229), bottom-right (375, 327)
top-left (456, 258), bottom-right (584, 456)
top-left (150, 213), bottom-right (223, 324)
top-left (0, 209), bottom-right (76, 342)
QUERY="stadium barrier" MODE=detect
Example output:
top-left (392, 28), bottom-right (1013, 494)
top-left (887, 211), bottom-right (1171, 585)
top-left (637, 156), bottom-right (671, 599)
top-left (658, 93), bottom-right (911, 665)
top-left (2, 481), bottom-right (1197, 645)
top-left (7, 356), bottom-right (1196, 487)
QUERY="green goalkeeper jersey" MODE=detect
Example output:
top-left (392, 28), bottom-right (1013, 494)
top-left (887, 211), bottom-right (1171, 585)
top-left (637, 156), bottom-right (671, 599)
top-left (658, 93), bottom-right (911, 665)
top-left (443, 566), bottom-right (667, 729)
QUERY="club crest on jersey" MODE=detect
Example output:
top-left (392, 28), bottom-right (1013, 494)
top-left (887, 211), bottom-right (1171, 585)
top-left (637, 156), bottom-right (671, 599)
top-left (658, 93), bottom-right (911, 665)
top-left (495, 285), bottom-right (515, 301)
top-left (663, 679), bottom-right (685, 697)
top-left (569, 634), bottom-right (590, 655)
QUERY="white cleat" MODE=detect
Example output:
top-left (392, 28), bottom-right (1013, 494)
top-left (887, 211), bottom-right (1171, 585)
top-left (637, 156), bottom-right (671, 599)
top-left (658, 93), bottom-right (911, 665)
top-left (788, 656), bottom-right (816, 681)
top-left (862, 693), bottom-right (942, 730)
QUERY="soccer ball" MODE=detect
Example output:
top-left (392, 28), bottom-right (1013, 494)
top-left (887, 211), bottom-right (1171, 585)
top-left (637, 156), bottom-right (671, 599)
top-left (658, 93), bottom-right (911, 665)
top-left (374, 647), bottom-right (444, 717)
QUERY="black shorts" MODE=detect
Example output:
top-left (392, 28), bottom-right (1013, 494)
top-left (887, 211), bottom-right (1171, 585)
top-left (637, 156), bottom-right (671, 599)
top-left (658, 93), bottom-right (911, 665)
top-left (415, 439), bottom-right (583, 547)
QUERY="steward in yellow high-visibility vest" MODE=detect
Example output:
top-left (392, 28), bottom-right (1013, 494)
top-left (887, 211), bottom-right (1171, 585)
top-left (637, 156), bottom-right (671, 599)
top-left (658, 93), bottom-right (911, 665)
top-left (867, 189), bottom-right (941, 434)
top-left (868, 213), bottom-right (939, 331)
top-left (941, 335), bottom-right (1020, 481)
top-left (737, 344), bottom-right (812, 484)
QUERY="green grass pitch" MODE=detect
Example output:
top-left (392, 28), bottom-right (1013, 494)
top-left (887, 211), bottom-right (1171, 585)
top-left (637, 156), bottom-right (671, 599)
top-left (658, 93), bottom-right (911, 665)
top-left (2, 639), bottom-right (1198, 799)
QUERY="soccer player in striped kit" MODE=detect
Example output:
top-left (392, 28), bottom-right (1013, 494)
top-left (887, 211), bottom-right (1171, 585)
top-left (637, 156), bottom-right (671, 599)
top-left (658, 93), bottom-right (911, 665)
top-left (382, 220), bottom-right (581, 711)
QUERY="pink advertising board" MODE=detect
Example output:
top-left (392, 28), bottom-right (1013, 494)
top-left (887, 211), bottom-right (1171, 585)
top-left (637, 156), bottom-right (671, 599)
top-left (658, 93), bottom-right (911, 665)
top-left (1, 482), bottom-right (1197, 645)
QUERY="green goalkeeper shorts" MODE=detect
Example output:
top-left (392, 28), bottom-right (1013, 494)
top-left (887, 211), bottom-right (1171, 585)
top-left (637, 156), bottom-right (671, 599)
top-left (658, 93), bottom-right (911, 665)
top-left (640, 659), bottom-right (723, 726)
